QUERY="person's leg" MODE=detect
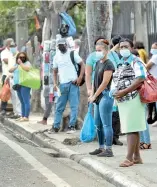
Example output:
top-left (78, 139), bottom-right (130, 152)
top-left (147, 102), bottom-right (155, 124)
top-left (112, 111), bottom-right (123, 146)
top-left (134, 132), bottom-right (143, 163)
top-left (126, 133), bottom-right (138, 161)
top-left (89, 104), bottom-right (104, 155)
top-left (1, 75), bottom-right (7, 113)
top-left (17, 88), bottom-right (25, 117)
top-left (68, 83), bottom-right (79, 128)
top-left (53, 83), bottom-right (68, 129)
top-left (20, 86), bottom-right (31, 118)
top-left (140, 122), bottom-right (151, 149)
top-left (98, 93), bottom-right (114, 157)
top-left (38, 96), bottom-right (53, 125)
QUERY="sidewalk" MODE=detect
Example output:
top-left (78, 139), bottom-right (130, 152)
top-left (1, 113), bottom-right (157, 187)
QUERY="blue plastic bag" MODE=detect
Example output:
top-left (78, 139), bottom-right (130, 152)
top-left (80, 104), bottom-right (96, 143)
top-left (60, 12), bottom-right (76, 37)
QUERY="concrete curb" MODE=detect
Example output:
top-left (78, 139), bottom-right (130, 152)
top-left (0, 116), bottom-right (146, 187)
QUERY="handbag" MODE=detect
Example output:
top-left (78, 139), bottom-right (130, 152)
top-left (80, 104), bottom-right (96, 143)
top-left (19, 66), bottom-right (41, 90)
top-left (0, 83), bottom-right (11, 102)
top-left (138, 73), bottom-right (157, 103)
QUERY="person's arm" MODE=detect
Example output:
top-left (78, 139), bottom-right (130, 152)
top-left (89, 70), bottom-right (113, 103)
top-left (9, 66), bottom-right (17, 73)
top-left (3, 58), bottom-right (8, 64)
top-left (53, 68), bottom-right (58, 91)
top-left (19, 62), bottom-right (31, 71)
top-left (110, 44), bottom-right (119, 52)
top-left (85, 65), bottom-right (93, 95)
top-left (114, 78), bottom-right (144, 99)
top-left (146, 61), bottom-right (153, 70)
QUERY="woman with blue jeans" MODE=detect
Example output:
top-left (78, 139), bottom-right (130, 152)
top-left (89, 39), bottom-right (115, 157)
top-left (9, 52), bottom-right (31, 122)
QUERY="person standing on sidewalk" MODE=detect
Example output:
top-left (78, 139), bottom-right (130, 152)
top-left (89, 40), bottom-right (115, 157)
top-left (0, 38), bottom-right (14, 115)
top-left (6, 41), bottom-right (21, 119)
top-left (86, 37), bottom-right (123, 146)
top-left (146, 42), bottom-right (157, 125)
top-left (112, 38), bottom-right (147, 167)
top-left (52, 38), bottom-right (85, 134)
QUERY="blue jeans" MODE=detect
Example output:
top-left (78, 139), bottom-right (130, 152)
top-left (94, 91), bottom-right (114, 148)
top-left (54, 82), bottom-right (79, 128)
top-left (17, 86), bottom-right (31, 118)
top-left (140, 122), bottom-right (151, 144)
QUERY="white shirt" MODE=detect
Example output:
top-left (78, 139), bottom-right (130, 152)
top-left (149, 54), bottom-right (157, 78)
top-left (1, 48), bottom-right (12, 76)
top-left (53, 50), bottom-right (82, 84)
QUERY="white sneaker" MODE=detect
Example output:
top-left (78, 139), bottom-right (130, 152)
top-left (66, 127), bottom-right (76, 134)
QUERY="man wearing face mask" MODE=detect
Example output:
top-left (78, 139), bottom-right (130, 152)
top-left (146, 43), bottom-right (157, 124)
top-left (6, 42), bottom-right (21, 119)
top-left (52, 38), bottom-right (85, 134)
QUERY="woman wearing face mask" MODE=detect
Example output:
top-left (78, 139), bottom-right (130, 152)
top-left (112, 38), bottom-right (147, 167)
top-left (146, 43), bottom-right (157, 124)
top-left (9, 52), bottom-right (31, 122)
top-left (89, 40), bottom-right (115, 157)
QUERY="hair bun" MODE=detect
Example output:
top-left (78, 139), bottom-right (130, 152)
top-left (103, 39), bottom-right (109, 45)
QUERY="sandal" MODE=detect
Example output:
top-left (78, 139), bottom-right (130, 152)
top-left (119, 159), bottom-right (134, 167)
top-left (133, 158), bottom-right (143, 164)
top-left (140, 143), bottom-right (152, 150)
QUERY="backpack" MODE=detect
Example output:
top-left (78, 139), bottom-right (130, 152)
top-left (112, 62), bottom-right (138, 102)
top-left (59, 12), bottom-right (76, 37)
top-left (70, 51), bottom-right (85, 86)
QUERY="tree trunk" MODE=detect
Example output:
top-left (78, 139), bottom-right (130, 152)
top-left (86, 1), bottom-right (113, 53)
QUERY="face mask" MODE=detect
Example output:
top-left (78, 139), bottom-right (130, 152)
top-left (10, 47), bottom-right (17, 55)
top-left (150, 49), bottom-right (157, 55)
top-left (95, 51), bottom-right (104, 60)
top-left (20, 57), bottom-right (26, 62)
top-left (120, 49), bottom-right (131, 58)
top-left (58, 44), bottom-right (67, 53)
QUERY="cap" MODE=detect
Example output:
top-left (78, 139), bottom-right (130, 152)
top-left (56, 38), bottom-right (66, 46)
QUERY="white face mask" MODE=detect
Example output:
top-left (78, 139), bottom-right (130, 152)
top-left (95, 51), bottom-right (104, 60)
top-left (150, 49), bottom-right (157, 55)
top-left (120, 49), bottom-right (131, 58)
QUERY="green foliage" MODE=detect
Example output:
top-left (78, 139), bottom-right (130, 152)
top-left (0, 1), bottom-right (40, 39)
top-left (113, 1), bottom-right (121, 15)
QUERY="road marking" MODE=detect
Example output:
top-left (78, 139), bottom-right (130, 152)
top-left (0, 133), bottom-right (71, 187)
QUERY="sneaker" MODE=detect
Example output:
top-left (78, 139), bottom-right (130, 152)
top-left (10, 115), bottom-right (21, 119)
top-left (113, 138), bottom-right (123, 146)
top-left (48, 126), bottom-right (60, 134)
top-left (97, 149), bottom-right (114, 157)
top-left (66, 127), bottom-right (76, 134)
top-left (89, 149), bottom-right (103, 155)
top-left (0, 110), bottom-right (6, 116)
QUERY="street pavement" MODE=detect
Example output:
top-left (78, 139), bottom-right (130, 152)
top-left (0, 125), bottom-right (114, 187)
top-left (1, 113), bottom-right (157, 187)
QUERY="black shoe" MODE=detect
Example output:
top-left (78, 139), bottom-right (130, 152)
top-left (10, 115), bottom-right (21, 119)
top-left (48, 126), bottom-right (60, 134)
top-left (147, 118), bottom-right (155, 124)
top-left (89, 149), bottom-right (103, 155)
top-left (113, 138), bottom-right (123, 146)
top-left (97, 149), bottom-right (114, 157)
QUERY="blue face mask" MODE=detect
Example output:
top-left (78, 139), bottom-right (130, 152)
top-left (95, 51), bottom-right (104, 60)
top-left (10, 47), bottom-right (17, 55)
top-left (120, 49), bottom-right (131, 58)
top-left (150, 49), bottom-right (157, 55)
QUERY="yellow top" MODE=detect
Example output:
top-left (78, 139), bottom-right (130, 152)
top-left (138, 49), bottom-right (148, 64)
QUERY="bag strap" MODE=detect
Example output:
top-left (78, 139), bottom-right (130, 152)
top-left (70, 50), bottom-right (77, 73)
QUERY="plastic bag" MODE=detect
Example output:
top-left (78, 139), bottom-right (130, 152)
top-left (0, 83), bottom-right (11, 102)
top-left (19, 67), bottom-right (41, 90)
top-left (80, 104), bottom-right (96, 143)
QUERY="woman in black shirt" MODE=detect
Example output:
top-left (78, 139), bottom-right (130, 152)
top-left (89, 40), bottom-right (115, 157)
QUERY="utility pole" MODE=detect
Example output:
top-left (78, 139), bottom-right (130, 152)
top-left (15, 7), bottom-right (28, 50)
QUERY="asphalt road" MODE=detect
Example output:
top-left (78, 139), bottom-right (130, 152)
top-left (0, 126), bottom-right (114, 187)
